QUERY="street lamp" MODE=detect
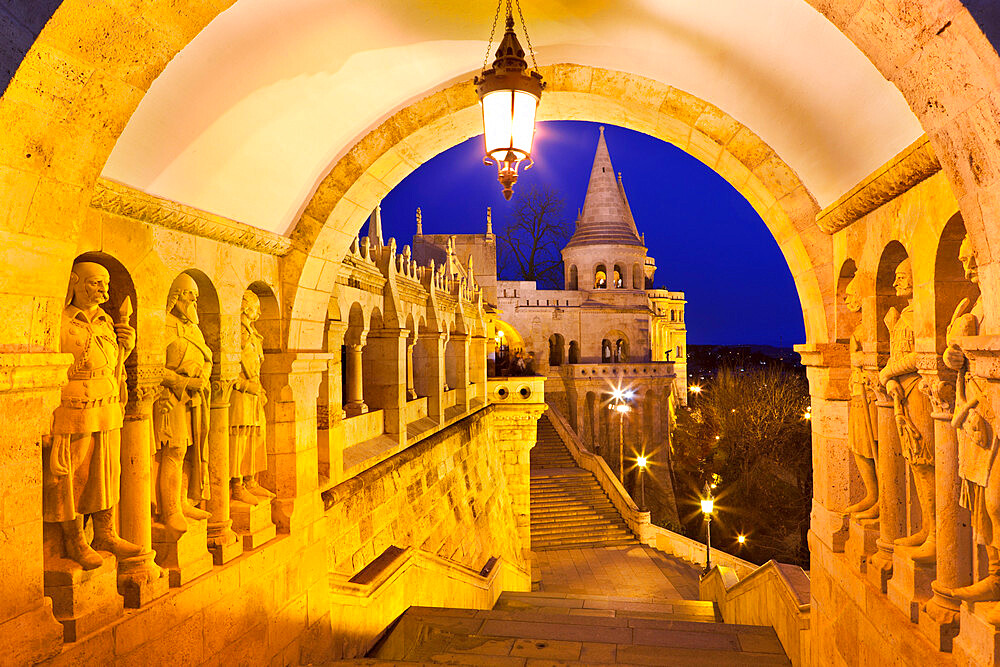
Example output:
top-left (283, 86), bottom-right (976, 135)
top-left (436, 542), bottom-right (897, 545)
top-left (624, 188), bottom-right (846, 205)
top-left (475, 1), bottom-right (545, 200)
top-left (610, 388), bottom-right (632, 484)
top-left (701, 484), bottom-right (715, 573)
top-left (636, 455), bottom-right (648, 512)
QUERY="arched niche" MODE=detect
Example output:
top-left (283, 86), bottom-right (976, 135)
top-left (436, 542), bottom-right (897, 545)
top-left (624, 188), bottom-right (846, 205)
top-left (595, 265), bottom-right (608, 289)
top-left (836, 259), bottom-right (859, 345)
top-left (246, 281), bottom-right (281, 353)
top-left (175, 269), bottom-right (221, 378)
top-left (934, 214), bottom-right (981, 354)
top-left (548, 333), bottom-right (565, 367)
top-left (568, 340), bottom-right (580, 364)
top-left (632, 264), bottom-right (642, 290)
top-left (568, 265), bottom-right (578, 291)
top-left (72, 251), bottom-right (139, 382)
top-left (613, 265), bottom-right (624, 289)
top-left (875, 241), bottom-right (910, 354)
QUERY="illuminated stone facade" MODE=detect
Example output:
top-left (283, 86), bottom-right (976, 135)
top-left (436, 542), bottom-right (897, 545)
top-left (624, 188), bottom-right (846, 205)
top-left (3, 2), bottom-right (1000, 666)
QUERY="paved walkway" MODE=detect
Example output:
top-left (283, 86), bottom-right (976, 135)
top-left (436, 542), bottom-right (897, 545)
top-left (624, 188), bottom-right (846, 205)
top-left (534, 544), bottom-right (702, 601)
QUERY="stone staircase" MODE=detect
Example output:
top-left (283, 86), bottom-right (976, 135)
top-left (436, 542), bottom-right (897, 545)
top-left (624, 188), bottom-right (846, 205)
top-left (358, 590), bottom-right (790, 665)
top-left (531, 413), bottom-right (637, 550)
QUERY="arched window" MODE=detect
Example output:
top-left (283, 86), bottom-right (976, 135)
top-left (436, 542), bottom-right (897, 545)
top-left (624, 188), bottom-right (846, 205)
top-left (614, 338), bottom-right (629, 362)
top-left (595, 265), bottom-right (607, 289)
top-left (548, 333), bottom-right (565, 366)
top-left (601, 339), bottom-right (612, 363)
top-left (568, 265), bottom-right (578, 290)
top-left (613, 265), bottom-right (624, 288)
top-left (568, 340), bottom-right (580, 364)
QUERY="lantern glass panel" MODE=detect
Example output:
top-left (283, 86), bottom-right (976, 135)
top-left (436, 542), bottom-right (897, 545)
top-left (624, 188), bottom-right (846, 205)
top-left (511, 90), bottom-right (538, 154)
top-left (482, 90), bottom-right (514, 155)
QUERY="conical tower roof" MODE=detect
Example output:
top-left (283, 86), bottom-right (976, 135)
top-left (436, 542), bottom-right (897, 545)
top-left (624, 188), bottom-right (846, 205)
top-left (564, 127), bottom-right (644, 249)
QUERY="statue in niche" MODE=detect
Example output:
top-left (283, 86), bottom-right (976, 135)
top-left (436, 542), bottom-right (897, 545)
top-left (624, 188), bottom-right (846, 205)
top-left (844, 276), bottom-right (879, 520)
top-left (941, 235), bottom-right (1000, 618)
top-left (230, 290), bottom-right (274, 504)
top-left (43, 262), bottom-right (142, 569)
top-left (153, 273), bottom-right (212, 538)
top-left (879, 258), bottom-right (936, 562)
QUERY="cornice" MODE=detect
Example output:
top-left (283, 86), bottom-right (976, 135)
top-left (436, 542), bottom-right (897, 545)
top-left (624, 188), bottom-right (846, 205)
top-left (816, 136), bottom-right (940, 234)
top-left (91, 178), bottom-right (293, 256)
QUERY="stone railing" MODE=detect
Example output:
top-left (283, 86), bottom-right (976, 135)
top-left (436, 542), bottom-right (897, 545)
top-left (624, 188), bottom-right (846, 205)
top-left (562, 362), bottom-right (675, 379)
top-left (328, 545), bottom-right (529, 659)
top-left (487, 376), bottom-right (546, 404)
top-left (700, 562), bottom-right (811, 667)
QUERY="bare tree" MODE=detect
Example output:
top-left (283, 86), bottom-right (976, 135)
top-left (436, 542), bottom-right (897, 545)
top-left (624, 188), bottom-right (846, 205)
top-left (673, 364), bottom-right (812, 565)
top-left (496, 185), bottom-right (572, 289)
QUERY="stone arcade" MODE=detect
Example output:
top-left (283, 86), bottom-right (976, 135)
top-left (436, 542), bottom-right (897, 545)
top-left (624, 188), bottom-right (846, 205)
top-left (5, 2), bottom-right (1000, 666)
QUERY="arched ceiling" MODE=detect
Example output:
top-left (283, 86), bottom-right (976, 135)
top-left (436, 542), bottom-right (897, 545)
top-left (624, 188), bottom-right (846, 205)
top-left (102, 0), bottom-right (923, 235)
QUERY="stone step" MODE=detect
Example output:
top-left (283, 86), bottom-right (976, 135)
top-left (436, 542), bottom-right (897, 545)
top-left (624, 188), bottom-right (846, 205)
top-left (530, 509), bottom-right (620, 522)
top-left (531, 527), bottom-right (633, 543)
top-left (369, 604), bottom-right (790, 665)
top-left (494, 592), bottom-right (721, 622)
top-left (532, 536), bottom-right (640, 550)
top-left (531, 522), bottom-right (628, 536)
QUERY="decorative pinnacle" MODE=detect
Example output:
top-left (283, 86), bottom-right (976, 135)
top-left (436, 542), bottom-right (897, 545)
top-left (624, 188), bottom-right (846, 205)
top-left (416, 207), bottom-right (423, 235)
top-left (486, 207), bottom-right (493, 235)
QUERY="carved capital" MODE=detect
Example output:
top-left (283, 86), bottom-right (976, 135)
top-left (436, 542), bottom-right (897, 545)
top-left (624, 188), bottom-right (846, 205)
top-left (125, 365), bottom-right (163, 420)
top-left (919, 376), bottom-right (956, 419)
top-left (210, 377), bottom-right (239, 408)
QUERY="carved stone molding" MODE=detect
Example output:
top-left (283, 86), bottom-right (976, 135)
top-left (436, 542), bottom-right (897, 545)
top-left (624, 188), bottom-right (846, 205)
top-left (91, 178), bottom-right (293, 256)
top-left (816, 136), bottom-right (940, 234)
top-left (919, 376), bottom-right (956, 419)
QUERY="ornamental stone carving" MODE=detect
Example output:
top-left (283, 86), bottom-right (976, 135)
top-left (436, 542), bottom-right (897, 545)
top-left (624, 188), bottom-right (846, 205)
top-left (940, 235), bottom-right (1000, 621)
top-left (43, 262), bottom-right (142, 569)
top-left (153, 273), bottom-right (213, 539)
top-left (879, 258), bottom-right (936, 563)
top-left (230, 290), bottom-right (274, 505)
top-left (844, 275), bottom-right (879, 520)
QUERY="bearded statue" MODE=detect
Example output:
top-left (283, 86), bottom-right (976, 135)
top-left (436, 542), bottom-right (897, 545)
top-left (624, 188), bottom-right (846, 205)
top-left (153, 273), bottom-right (212, 538)
top-left (43, 261), bottom-right (142, 569)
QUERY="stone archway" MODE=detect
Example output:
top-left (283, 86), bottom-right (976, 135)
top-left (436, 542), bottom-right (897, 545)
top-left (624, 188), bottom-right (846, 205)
top-left (1, 1), bottom-right (998, 343)
top-left (284, 64), bottom-right (833, 350)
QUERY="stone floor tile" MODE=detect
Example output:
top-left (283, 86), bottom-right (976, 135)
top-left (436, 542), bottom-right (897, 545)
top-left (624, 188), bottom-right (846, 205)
top-left (480, 618), bottom-right (634, 645)
top-left (631, 626), bottom-right (740, 651)
top-left (427, 651), bottom-right (527, 665)
top-left (579, 641), bottom-right (617, 663)
top-left (509, 638), bottom-right (582, 660)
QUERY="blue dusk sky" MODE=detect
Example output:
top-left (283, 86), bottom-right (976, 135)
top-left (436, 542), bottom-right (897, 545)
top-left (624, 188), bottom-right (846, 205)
top-left (369, 120), bottom-right (805, 348)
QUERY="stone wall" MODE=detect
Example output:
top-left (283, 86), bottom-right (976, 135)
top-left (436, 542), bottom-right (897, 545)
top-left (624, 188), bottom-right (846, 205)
top-left (322, 406), bottom-right (528, 577)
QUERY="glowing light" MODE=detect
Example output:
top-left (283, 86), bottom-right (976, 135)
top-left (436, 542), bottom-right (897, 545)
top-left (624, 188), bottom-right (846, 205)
top-left (700, 498), bottom-right (714, 514)
top-left (637, 456), bottom-right (647, 468)
top-left (737, 534), bottom-right (746, 544)
top-left (689, 385), bottom-right (702, 394)
top-left (803, 411), bottom-right (812, 420)
top-left (615, 403), bottom-right (630, 413)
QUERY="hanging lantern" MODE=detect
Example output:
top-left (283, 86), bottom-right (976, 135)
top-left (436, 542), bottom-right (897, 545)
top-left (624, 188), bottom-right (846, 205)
top-left (475, 2), bottom-right (545, 200)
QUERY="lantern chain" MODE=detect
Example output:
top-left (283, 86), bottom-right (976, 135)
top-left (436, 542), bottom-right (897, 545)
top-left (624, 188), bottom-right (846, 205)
top-left (482, 0), bottom-right (504, 73)
top-left (514, 0), bottom-right (539, 71)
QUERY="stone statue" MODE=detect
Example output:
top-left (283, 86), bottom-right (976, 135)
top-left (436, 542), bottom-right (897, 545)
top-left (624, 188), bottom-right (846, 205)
top-left (844, 276), bottom-right (879, 520)
top-left (153, 273), bottom-right (212, 538)
top-left (230, 290), bottom-right (274, 505)
top-left (43, 262), bottom-right (142, 569)
top-left (941, 235), bottom-right (1000, 618)
top-left (879, 258), bottom-right (936, 562)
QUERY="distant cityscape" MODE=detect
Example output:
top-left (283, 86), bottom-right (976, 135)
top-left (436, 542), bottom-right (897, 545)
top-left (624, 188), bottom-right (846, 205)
top-left (686, 344), bottom-right (803, 387)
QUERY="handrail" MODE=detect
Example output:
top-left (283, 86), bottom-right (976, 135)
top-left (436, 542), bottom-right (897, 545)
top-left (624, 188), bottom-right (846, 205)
top-left (544, 402), bottom-right (757, 579)
top-left (328, 545), bottom-right (529, 659)
top-left (700, 561), bottom-right (811, 667)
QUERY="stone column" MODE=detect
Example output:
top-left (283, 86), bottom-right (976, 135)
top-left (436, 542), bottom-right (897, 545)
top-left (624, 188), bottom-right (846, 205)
top-left (366, 328), bottom-right (408, 443)
top-left (206, 377), bottom-right (242, 565)
top-left (871, 377), bottom-right (907, 591)
top-left (449, 332), bottom-right (470, 412)
top-left (469, 333), bottom-right (488, 405)
top-left (406, 338), bottom-right (417, 400)
top-left (0, 352), bottom-right (70, 663)
top-left (344, 342), bottom-right (367, 417)
top-left (920, 373), bottom-right (969, 650)
top-left (261, 352), bottom-right (326, 533)
top-left (416, 330), bottom-right (446, 423)
top-left (798, 344), bottom-right (851, 553)
top-left (118, 372), bottom-right (168, 608)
